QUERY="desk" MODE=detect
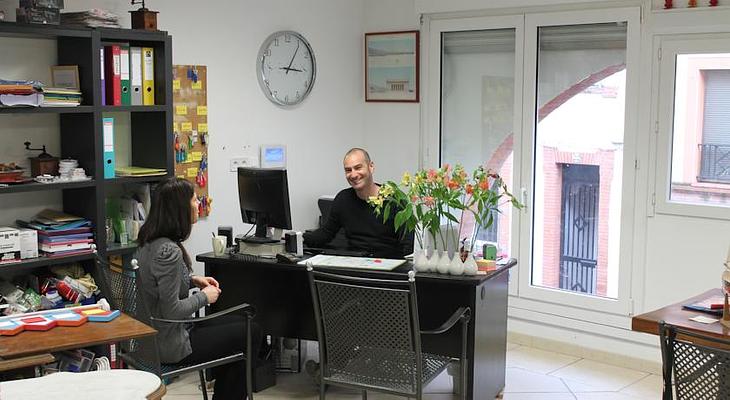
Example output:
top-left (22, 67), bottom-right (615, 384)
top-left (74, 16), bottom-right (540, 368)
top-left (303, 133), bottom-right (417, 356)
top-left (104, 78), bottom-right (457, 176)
top-left (632, 289), bottom-right (730, 339)
top-left (0, 313), bottom-right (156, 360)
top-left (198, 252), bottom-right (516, 400)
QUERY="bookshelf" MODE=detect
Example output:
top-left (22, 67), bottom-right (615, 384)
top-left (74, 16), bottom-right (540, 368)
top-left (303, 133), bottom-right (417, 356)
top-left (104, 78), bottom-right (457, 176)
top-left (0, 21), bottom-right (173, 271)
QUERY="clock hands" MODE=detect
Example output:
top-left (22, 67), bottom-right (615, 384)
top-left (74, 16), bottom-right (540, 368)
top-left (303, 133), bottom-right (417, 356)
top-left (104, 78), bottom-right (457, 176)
top-left (279, 66), bottom-right (303, 73)
top-left (284, 41), bottom-right (300, 75)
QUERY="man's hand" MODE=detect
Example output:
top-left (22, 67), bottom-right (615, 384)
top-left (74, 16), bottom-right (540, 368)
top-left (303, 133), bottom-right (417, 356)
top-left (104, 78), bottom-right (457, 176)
top-left (191, 275), bottom-right (220, 289)
top-left (202, 285), bottom-right (221, 304)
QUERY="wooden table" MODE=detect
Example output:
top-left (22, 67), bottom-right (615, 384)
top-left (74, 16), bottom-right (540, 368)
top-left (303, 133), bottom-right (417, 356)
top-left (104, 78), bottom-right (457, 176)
top-left (0, 313), bottom-right (156, 360)
top-left (632, 288), bottom-right (730, 339)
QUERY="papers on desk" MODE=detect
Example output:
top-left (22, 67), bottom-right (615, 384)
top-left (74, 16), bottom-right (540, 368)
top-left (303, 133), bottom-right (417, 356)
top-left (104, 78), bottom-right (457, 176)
top-left (690, 315), bottom-right (719, 324)
top-left (298, 255), bottom-right (406, 271)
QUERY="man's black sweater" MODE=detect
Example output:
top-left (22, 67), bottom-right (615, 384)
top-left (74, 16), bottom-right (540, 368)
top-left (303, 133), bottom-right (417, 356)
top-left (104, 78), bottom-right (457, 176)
top-left (303, 187), bottom-right (413, 259)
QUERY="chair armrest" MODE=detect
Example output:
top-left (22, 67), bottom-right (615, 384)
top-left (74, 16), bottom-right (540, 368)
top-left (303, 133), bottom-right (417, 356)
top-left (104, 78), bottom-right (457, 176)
top-left (420, 306), bottom-right (471, 335)
top-left (151, 303), bottom-right (256, 324)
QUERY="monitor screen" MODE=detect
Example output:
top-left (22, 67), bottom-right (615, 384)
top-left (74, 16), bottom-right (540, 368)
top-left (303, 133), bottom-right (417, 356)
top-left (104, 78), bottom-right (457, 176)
top-left (237, 167), bottom-right (292, 243)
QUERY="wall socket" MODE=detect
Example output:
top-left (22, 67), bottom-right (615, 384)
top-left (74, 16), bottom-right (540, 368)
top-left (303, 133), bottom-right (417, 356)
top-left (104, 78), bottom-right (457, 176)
top-left (229, 157), bottom-right (257, 172)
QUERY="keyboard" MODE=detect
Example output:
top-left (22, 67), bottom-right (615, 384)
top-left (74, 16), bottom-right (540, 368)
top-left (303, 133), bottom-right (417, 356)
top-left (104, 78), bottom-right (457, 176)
top-left (297, 254), bottom-right (406, 271)
top-left (303, 247), bottom-right (370, 257)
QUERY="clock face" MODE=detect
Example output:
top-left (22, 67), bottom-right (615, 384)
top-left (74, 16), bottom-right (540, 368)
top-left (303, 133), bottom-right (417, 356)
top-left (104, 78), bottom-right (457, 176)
top-left (257, 31), bottom-right (316, 107)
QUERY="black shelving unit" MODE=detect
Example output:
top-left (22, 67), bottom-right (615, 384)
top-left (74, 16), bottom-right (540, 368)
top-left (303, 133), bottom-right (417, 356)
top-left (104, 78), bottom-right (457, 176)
top-left (0, 21), bottom-right (173, 272)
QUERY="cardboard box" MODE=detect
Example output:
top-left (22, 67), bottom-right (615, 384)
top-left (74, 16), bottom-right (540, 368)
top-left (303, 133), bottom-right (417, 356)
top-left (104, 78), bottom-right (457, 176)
top-left (18, 229), bottom-right (38, 259)
top-left (0, 227), bottom-right (20, 263)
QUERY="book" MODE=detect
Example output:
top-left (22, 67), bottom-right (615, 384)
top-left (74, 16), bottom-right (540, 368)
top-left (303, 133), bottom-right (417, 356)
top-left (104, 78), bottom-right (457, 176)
top-left (115, 166), bottom-right (167, 177)
top-left (682, 295), bottom-right (725, 316)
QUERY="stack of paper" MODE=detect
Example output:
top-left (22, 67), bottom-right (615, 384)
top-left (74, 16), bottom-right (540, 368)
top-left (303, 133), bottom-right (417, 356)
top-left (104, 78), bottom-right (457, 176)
top-left (0, 79), bottom-right (44, 107)
top-left (115, 166), bottom-right (167, 177)
top-left (16, 209), bottom-right (94, 258)
top-left (41, 87), bottom-right (82, 107)
top-left (60, 9), bottom-right (120, 28)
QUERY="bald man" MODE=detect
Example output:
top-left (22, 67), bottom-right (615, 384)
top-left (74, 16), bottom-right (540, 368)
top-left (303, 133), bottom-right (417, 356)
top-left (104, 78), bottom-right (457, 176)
top-left (303, 148), bottom-right (413, 259)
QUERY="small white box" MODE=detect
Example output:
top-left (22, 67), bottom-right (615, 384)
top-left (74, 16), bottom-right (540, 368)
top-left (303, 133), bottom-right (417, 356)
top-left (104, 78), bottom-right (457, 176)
top-left (0, 227), bottom-right (20, 263)
top-left (18, 229), bottom-right (38, 259)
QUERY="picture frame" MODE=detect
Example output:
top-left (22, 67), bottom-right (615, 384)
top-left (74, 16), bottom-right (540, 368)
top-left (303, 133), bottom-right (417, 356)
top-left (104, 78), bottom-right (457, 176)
top-left (50, 65), bottom-right (80, 89)
top-left (365, 30), bottom-right (419, 102)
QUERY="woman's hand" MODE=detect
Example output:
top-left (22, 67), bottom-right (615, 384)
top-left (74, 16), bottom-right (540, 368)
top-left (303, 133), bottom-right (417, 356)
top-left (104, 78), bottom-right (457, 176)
top-left (191, 275), bottom-right (219, 289)
top-left (202, 285), bottom-right (221, 304)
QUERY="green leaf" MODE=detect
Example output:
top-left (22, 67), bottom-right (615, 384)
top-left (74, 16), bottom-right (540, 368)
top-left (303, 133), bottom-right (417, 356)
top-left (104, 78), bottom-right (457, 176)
top-left (383, 203), bottom-right (392, 222)
top-left (394, 209), bottom-right (408, 231)
top-left (444, 212), bottom-right (460, 224)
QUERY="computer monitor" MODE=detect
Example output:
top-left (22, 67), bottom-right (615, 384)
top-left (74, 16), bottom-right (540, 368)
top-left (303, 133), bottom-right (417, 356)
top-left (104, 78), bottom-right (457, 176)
top-left (237, 167), bottom-right (292, 243)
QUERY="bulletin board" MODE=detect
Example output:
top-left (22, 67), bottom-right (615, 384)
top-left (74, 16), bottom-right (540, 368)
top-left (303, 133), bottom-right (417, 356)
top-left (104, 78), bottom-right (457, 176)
top-left (172, 65), bottom-right (211, 217)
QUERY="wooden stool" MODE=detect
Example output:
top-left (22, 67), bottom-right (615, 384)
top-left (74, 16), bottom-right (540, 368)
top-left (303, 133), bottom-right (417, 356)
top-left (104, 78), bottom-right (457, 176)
top-left (0, 369), bottom-right (165, 399)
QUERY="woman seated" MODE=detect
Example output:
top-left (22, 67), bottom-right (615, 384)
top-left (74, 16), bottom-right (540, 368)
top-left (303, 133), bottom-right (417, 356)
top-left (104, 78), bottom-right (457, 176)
top-left (135, 177), bottom-right (261, 400)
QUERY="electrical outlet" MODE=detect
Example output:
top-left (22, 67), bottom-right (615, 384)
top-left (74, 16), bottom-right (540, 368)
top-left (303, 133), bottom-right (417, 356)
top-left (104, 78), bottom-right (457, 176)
top-left (229, 157), bottom-right (257, 172)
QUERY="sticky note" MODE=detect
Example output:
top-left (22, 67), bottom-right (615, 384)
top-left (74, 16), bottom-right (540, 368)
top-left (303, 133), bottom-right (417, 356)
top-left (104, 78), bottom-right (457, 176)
top-left (173, 80), bottom-right (181, 90)
top-left (176, 105), bottom-right (188, 115)
top-left (192, 151), bottom-right (203, 162)
top-left (185, 153), bottom-right (193, 163)
top-left (198, 123), bottom-right (208, 132)
top-left (181, 122), bottom-right (193, 132)
top-left (690, 315), bottom-right (719, 324)
top-left (187, 167), bottom-right (198, 178)
top-left (192, 81), bottom-right (202, 90)
top-left (173, 122), bottom-right (179, 132)
top-left (197, 106), bottom-right (207, 115)
top-left (177, 175), bottom-right (185, 179)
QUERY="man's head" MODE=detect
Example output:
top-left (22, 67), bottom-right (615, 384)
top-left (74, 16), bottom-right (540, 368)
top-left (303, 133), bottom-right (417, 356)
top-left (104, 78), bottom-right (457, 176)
top-left (343, 148), bottom-right (374, 192)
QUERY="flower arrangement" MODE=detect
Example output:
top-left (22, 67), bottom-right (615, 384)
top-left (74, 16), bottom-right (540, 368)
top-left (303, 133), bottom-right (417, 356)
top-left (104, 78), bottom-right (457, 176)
top-left (368, 164), bottom-right (522, 257)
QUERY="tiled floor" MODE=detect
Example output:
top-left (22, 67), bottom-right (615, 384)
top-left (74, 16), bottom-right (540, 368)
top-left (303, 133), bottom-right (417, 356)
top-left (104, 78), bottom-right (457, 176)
top-left (164, 343), bottom-right (661, 399)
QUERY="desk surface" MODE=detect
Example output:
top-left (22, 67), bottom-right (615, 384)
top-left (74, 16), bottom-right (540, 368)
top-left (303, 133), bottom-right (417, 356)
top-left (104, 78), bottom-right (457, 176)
top-left (197, 252), bottom-right (516, 286)
top-left (632, 288), bottom-right (730, 339)
top-left (0, 313), bottom-right (156, 359)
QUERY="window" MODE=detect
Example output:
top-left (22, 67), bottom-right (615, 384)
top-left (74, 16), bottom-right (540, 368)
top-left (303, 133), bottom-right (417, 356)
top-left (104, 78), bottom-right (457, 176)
top-left (656, 36), bottom-right (730, 218)
top-left (426, 8), bottom-right (640, 315)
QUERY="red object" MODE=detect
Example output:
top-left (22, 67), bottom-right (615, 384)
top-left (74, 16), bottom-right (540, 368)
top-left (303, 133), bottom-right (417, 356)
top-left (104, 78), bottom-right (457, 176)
top-left (104, 45), bottom-right (122, 105)
top-left (710, 303), bottom-right (724, 309)
top-left (664, 0), bottom-right (673, 8)
top-left (17, 316), bottom-right (57, 331)
top-left (20, 316), bottom-right (45, 323)
top-left (710, 0), bottom-right (718, 5)
top-left (688, 0), bottom-right (697, 6)
top-left (374, 259), bottom-right (382, 263)
top-left (55, 279), bottom-right (81, 303)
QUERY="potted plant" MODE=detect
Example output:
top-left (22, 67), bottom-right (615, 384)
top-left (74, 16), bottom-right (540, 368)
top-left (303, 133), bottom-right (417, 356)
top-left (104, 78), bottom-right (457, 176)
top-left (369, 164), bottom-right (522, 274)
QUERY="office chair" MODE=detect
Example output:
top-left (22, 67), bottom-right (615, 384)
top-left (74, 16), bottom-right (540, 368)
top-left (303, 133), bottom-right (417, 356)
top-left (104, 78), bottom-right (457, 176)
top-left (659, 321), bottom-right (730, 400)
top-left (307, 266), bottom-right (470, 400)
top-left (94, 256), bottom-right (256, 400)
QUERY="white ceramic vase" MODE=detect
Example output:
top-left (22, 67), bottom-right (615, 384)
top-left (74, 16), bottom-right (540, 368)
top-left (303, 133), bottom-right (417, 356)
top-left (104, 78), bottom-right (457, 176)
top-left (436, 251), bottom-right (451, 274)
top-left (463, 254), bottom-right (478, 275)
top-left (426, 249), bottom-right (440, 272)
top-left (448, 254), bottom-right (465, 275)
top-left (413, 249), bottom-right (429, 272)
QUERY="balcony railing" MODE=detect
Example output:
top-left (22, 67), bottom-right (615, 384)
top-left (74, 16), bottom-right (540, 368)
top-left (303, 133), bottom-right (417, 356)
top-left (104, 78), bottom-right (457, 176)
top-left (698, 143), bottom-right (730, 183)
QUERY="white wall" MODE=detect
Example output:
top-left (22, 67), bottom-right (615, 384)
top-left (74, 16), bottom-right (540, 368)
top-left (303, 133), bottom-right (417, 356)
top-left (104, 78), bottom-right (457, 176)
top-left (56, 0), bottom-right (369, 274)
top-left (362, 0), bottom-right (420, 182)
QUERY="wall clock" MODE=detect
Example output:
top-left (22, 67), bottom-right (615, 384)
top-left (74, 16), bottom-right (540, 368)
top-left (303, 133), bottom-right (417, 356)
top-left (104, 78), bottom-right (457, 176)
top-left (257, 30), bottom-right (316, 107)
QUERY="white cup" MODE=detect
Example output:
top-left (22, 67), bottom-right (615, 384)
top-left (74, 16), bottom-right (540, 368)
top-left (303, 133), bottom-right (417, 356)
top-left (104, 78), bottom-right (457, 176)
top-left (212, 236), bottom-right (226, 256)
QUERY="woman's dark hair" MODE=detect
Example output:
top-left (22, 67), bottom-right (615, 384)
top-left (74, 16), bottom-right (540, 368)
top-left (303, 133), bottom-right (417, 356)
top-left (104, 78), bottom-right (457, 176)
top-left (137, 177), bottom-right (195, 268)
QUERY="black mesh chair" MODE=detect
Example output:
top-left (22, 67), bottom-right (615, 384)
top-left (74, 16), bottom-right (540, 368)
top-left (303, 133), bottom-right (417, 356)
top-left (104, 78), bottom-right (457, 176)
top-left (306, 265), bottom-right (470, 400)
top-left (659, 321), bottom-right (730, 400)
top-left (94, 256), bottom-right (256, 400)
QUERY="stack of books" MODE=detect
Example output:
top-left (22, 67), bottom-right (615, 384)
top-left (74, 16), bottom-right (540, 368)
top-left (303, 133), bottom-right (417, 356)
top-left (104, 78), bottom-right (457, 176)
top-left (41, 87), bottom-right (82, 107)
top-left (60, 8), bottom-right (120, 28)
top-left (16, 209), bottom-right (94, 258)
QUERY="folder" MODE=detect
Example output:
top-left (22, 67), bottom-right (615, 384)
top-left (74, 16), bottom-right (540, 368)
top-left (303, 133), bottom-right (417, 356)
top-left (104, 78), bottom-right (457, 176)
top-left (130, 46), bottom-right (142, 105)
top-left (100, 47), bottom-right (105, 105)
top-left (120, 45), bottom-right (131, 106)
top-left (142, 47), bottom-right (154, 105)
top-left (104, 45), bottom-right (121, 106)
top-left (103, 117), bottom-right (115, 179)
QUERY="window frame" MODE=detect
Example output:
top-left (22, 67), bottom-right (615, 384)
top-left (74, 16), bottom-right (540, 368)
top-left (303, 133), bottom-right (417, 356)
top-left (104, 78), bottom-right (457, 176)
top-left (654, 34), bottom-right (730, 220)
top-left (516, 7), bottom-right (641, 316)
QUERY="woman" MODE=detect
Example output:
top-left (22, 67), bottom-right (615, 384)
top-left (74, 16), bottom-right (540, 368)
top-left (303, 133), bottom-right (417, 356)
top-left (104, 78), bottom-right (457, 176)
top-left (135, 177), bottom-right (260, 400)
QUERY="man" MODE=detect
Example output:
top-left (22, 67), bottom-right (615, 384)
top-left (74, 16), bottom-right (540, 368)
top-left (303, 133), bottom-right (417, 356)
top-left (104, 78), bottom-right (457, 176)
top-left (303, 148), bottom-right (413, 259)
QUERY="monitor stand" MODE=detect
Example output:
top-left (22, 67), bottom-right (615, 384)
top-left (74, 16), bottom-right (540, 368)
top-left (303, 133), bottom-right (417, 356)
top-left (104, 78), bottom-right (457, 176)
top-left (240, 235), bottom-right (279, 244)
